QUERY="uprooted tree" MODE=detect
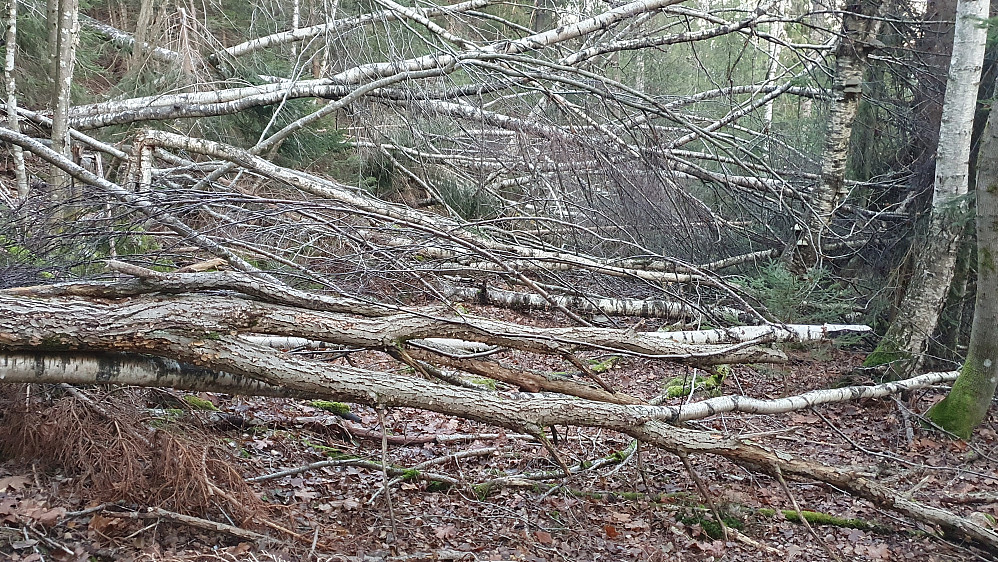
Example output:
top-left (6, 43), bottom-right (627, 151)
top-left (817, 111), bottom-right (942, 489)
top-left (2, 0), bottom-right (997, 555)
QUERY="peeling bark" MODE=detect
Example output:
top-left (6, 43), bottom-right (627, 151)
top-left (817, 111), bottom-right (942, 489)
top-left (868, 0), bottom-right (989, 372)
top-left (0, 283), bottom-right (993, 549)
top-left (804, 0), bottom-right (888, 264)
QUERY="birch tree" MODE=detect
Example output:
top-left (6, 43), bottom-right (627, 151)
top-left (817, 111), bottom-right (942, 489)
top-left (3, 0), bottom-right (27, 200)
top-left (864, 0), bottom-right (989, 373)
top-left (48, 0), bottom-right (80, 200)
top-left (927, 71), bottom-right (998, 438)
top-left (1, 0), bottom-right (996, 555)
top-left (803, 0), bottom-right (887, 265)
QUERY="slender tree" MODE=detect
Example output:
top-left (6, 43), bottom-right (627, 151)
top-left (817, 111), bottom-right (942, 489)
top-left (3, 0), bottom-right (28, 199)
top-left (927, 71), bottom-right (998, 438)
top-left (804, 0), bottom-right (887, 265)
top-left (48, 0), bottom-right (80, 199)
top-left (864, 0), bottom-right (989, 373)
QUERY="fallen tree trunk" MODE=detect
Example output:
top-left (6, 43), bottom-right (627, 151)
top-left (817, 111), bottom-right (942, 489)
top-left (5, 264), bottom-right (791, 365)
top-left (0, 351), bottom-right (959, 421)
top-left (442, 283), bottom-right (746, 321)
top-left (0, 288), bottom-right (994, 549)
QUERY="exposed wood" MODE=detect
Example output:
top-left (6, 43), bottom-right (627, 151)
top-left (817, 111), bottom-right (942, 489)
top-left (0, 291), bottom-right (993, 549)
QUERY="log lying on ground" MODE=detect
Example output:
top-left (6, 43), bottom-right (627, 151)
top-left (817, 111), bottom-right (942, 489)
top-left (0, 290), bottom-right (994, 550)
top-left (442, 283), bottom-right (747, 321)
top-left (0, 352), bottom-right (958, 420)
top-left (4, 274), bottom-right (786, 366)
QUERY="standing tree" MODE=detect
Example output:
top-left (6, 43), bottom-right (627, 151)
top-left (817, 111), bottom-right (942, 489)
top-left (804, 0), bottom-right (887, 266)
top-left (928, 70), bottom-right (998, 438)
top-left (865, 0), bottom-right (989, 373)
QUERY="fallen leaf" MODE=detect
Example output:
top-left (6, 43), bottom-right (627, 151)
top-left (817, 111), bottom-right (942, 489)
top-left (866, 543), bottom-right (891, 560)
top-left (610, 511), bottom-right (631, 523)
top-left (294, 489), bottom-right (318, 501)
top-left (24, 505), bottom-right (66, 527)
top-left (604, 524), bottom-right (619, 538)
top-left (10, 538), bottom-right (38, 549)
top-left (434, 524), bottom-right (457, 540)
top-left (625, 518), bottom-right (650, 531)
top-left (0, 476), bottom-right (31, 492)
top-left (329, 499), bottom-right (361, 510)
top-left (534, 530), bottom-right (553, 545)
top-left (228, 542), bottom-right (253, 555)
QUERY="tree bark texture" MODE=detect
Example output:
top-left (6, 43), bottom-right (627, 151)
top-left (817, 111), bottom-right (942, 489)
top-left (867, 0), bottom-right (988, 372)
top-left (928, 72), bottom-right (998, 438)
top-left (0, 282), bottom-right (994, 549)
top-left (805, 0), bottom-right (887, 264)
top-left (3, 0), bottom-right (27, 199)
top-left (48, 0), bottom-right (79, 195)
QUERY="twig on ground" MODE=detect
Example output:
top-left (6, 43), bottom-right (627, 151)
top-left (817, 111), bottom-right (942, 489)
top-left (892, 395), bottom-right (914, 448)
top-left (678, 450), bottom-right (728, 540)
top-left (377, 407), bottom-right (400, 541)
top-left (774, 465), bottom-right (842, 562)
top-left (729, 527), bottom-right (783, 555)
top-left (102, 507), bottom-right (265, 541)
top-left (370, 448), bottom-right (496, 503)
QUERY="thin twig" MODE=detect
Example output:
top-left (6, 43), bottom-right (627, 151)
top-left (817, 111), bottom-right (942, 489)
top-left (378, 407), bottom-right (400, 541)
top-left (773, 465), bottom-right (841, 562)
top-left (678, 450), bottom-right (727, 540)
top-left (102, 507), bottom-right (264, 541)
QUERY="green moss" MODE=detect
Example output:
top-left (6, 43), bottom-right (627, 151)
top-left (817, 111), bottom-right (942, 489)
top-left (309, 400), bottom-right (352, 416)
top-left (400, 469), bottom-right (420, 480)
top-left (663, 366), bottom-right (727, 398)
top-left (472, 482), bottom-right (494, 500)
top-left (758, 508), bottom-right (883, 531)
top-left (183, 395), bottom-right (218, 411)
top-left (588, 356), bottom-right (620, 373)
top-left (302, 440), bottom-right (353, 459)
top-left (862, 338), bottom-right (909, 368)
top-left (426, 480), bottom-right (451, 492)
top-left (926, 361), bottom-right (991, 439)
top-left (470, 377), bottom-right (498, 390)
top-left (980, 247), bottom-right (996, 275)
top-left (38, 335), bottom-right (70, 351)
top-left (678, 510), bottom-right (743, 539)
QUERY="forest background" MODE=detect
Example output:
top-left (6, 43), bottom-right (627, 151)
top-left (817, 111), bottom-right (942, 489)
top-left (1, 0), bottom-right (998, 559)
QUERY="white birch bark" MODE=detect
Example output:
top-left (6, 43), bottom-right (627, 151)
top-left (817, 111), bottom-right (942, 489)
top-left (3, 0), bottom-right (27, 199)
top-left (443, 284), bottom-right (749, 321)
top-left (217, 0), bottom-right (493, 59)
top-left (48, 0), bottom-right (79, 196)
top-left (804, 1), bottom-right (887, 265)
top-left (927, 72), bottom-right (998, 437)
top-left (869, 0), bottom-right (988, 370)
top-left (0, 294), bottom-right (993, 549)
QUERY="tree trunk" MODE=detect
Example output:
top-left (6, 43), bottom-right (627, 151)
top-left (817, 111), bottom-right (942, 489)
top-left (48, 0), bottom-right (80, 199)
top-left (0, 280), bottom-right (995, 549)
top-left (3, 0), bottom-right (28, 199)
top-left (927, 72), bottom-right (998, 438)
top-left (865, 0), bottom-right (988, 373)
top-left (803, 0), bottom-right (886, 266)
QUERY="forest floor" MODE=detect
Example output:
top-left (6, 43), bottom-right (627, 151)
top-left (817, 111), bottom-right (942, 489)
top-left (0, 308), bottom-right (996, 562)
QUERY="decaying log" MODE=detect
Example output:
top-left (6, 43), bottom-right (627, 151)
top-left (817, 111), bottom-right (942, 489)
top-left (0, 288), bottom-right (783, 365)
top-left (0, 280), bottom-right (995, 550)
